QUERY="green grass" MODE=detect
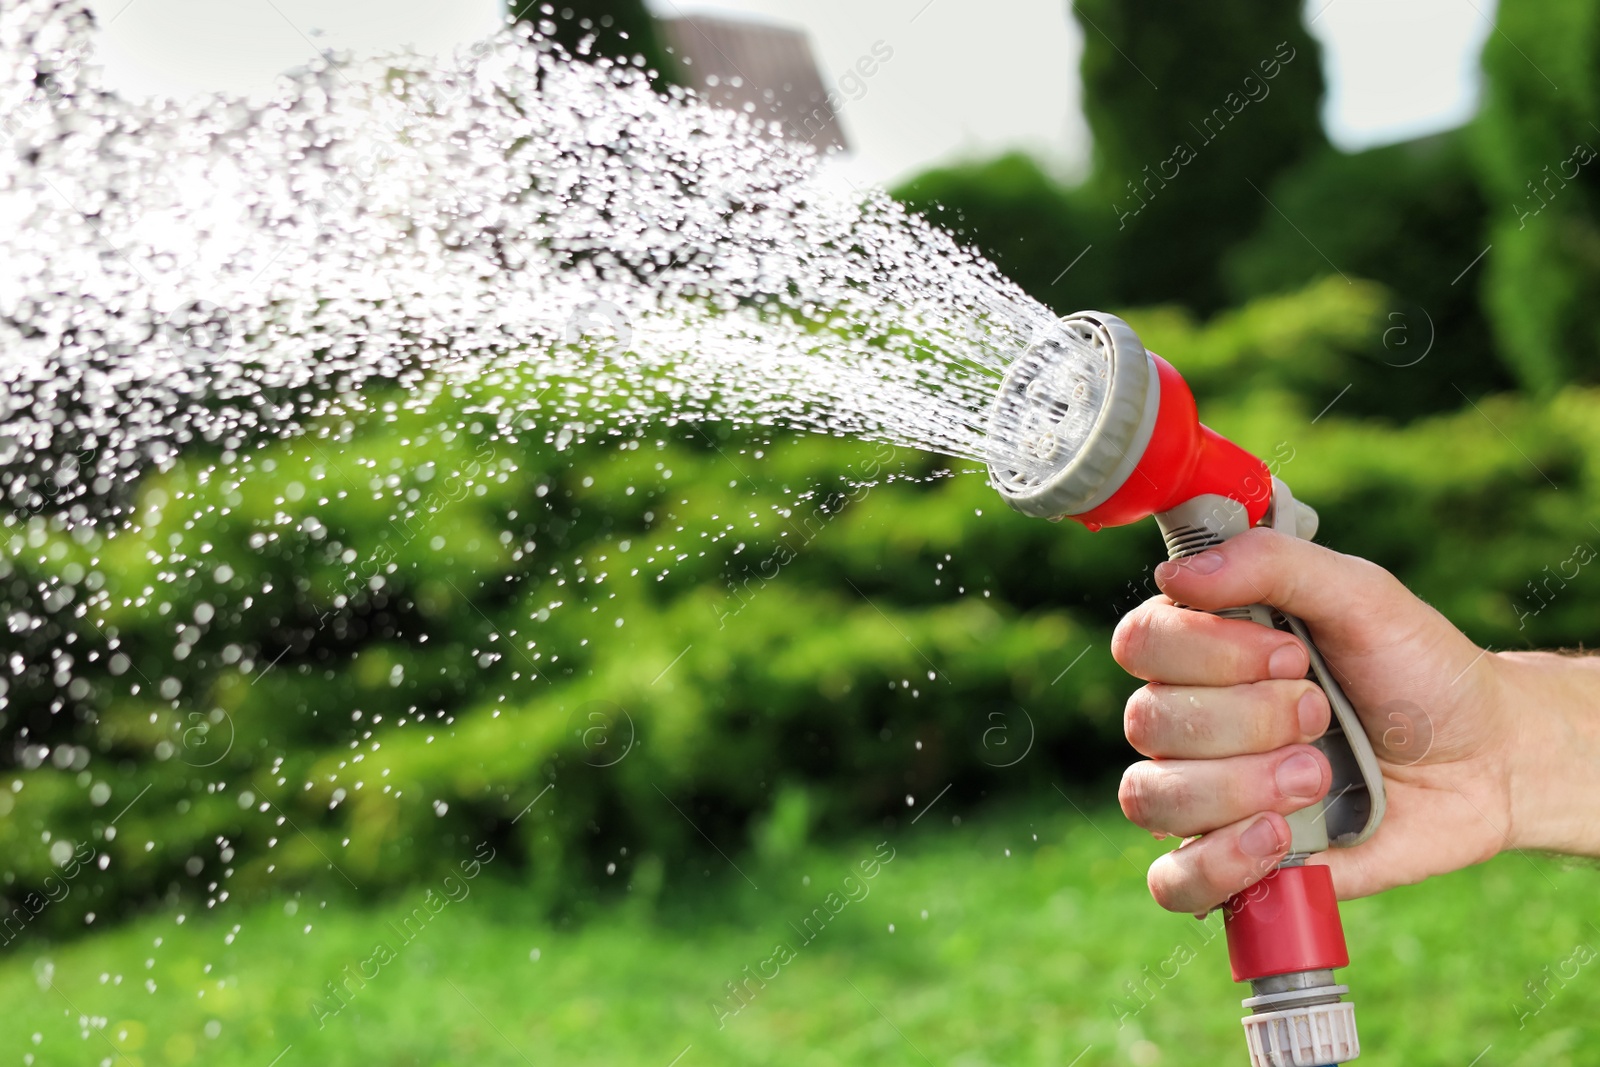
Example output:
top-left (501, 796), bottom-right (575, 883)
top-left (5, 798), bottom-right (1598, 1066)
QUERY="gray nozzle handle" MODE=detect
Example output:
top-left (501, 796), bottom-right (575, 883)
top-left (1153, 482), bottom-right (1386, 854)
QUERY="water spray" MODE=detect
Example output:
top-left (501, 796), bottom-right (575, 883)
top-left (986, 312), bottom-right (1387, 1067)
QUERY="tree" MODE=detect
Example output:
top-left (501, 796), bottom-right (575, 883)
top-left (1072, 0), bottom-right (1325, 310)
top-left (1224, 131), bottom-right (1514, 419)
top-left (893, 153), bottom-right (1112, 317)
top-left (1470, 0), bottom-right (1600, 393)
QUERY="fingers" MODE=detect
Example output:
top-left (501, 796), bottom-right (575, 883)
top-left (1124, 680), bottom-right (1330, 759)
top-left (1119, 744), bottom-right (1330, 837)
top-left (1113, 596), bottom-right (1309, 686)
top-left (1146, 813), bottom-right (1291, 914)
top-left (1151, 527), bottom-right (1469, 659)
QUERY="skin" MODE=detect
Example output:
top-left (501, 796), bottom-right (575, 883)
top-left (1110, 527), bottom-right (1600, 915)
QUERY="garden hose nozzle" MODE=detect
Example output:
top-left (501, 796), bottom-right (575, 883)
top-left (986, 312), bottom-right (1388, 1067)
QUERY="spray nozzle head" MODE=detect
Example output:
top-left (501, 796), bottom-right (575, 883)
top-left (986, 312), bottom-right (1159, 521)
top-left (986, 311), bottom-right (1272, 531)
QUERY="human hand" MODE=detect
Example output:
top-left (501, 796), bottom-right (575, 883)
top-left (1110, 527), bottom-right (1521, 913)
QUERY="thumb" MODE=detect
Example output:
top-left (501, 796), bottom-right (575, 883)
top-left (1151, 527), bottom-right (1468, 663)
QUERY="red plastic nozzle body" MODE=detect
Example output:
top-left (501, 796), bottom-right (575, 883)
top-left (1071, 355), bottom-right (1271, 532)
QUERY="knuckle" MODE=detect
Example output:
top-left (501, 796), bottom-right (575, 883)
top-left (1146, 861), bottom-right (1186, 912)
top-left (1352, 554), bottom-right (1405, 601)
top-left (1235, 525), bottom-right (1285, 557)
top-left (1110, 608), bottom-right (1151, 671)
top-left (1248, 680), bottom-right (1317, 747)
top-left (1238, 527), bottom-right (1302, 606)
top-left (1122, 687), bottom-right (1161, 751)
top-left (1227, 634), bottom-right (1268, 682)
top-left (1118, 763), bottom-right (1153, 826)
top-left (1197, 838), bottom-right (1251, 905)
top-left (1232, 701), bottom-right (1265, 755)
top-left (1230, 684), bottom-right (1268, 747)
top-left (1111, 600), bottom-right (1168, 675)
top-left (1120, 764), bottom-right (1184, 831)
top-left (1341, 550), bottom-right (1387, 584)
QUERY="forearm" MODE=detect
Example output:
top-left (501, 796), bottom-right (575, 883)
top-left (1500, 650), bottom-right (1600, 856)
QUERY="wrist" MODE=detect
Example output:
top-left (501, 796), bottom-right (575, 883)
top-left (1498, 650), bottom-right (1600, 856)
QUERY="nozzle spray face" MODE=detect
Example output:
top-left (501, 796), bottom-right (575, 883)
top-left (986, 313), bottom-right (1159, 520)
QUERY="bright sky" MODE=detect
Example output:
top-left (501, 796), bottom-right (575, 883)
top-left (94, 0), bottom-right (1495, 186)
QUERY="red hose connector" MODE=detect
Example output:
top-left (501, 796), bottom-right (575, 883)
top-left (1223, 864), bottom-right (1348, 983)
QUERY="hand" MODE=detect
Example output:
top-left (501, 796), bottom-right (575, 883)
top-left (1110, 527), bottom-right (1519, 914)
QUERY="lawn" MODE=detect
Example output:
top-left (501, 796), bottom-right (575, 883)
top-left (5, 794), bottom-right (1597, 1066)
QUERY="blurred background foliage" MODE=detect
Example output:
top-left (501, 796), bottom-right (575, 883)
top-left (4, 0), bottom-right (1600, 976)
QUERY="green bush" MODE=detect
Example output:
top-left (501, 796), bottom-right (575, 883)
top-left (1471, 0), bottom-right (1600, 393)
top-left (1224, 133), bottom-right (1513, 417)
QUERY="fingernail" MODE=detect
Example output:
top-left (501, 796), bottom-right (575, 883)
top-left (1155, 552), bottom-right (1221, 583)
top-left (1268, 643), bottom-right (1306, 679)
top-left (1297, 690), bottom-right (1327, 738)
top-left (1276, 752), bottom-right (1323, 799)
top-left (1240, 817), bottom-right (1285, 858)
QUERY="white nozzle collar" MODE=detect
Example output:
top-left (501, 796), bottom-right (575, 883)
top-left (986, 311), bottom-right (1160, 519)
